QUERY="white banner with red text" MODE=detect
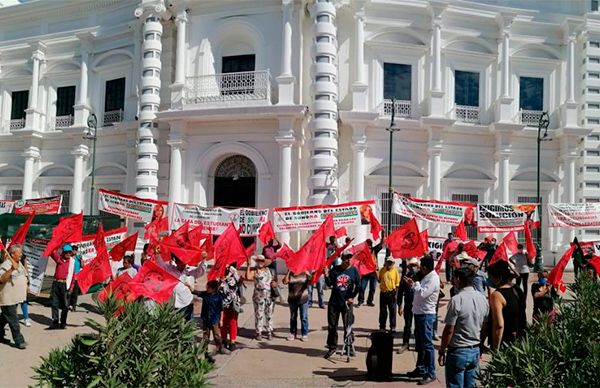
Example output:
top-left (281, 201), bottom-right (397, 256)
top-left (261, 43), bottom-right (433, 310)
top-left (548, 203), bottom-right (600, 228)
top-left (21, 239), bottom-right (49, 295)
top-left (477, 204), bottom-right (539, 233)
top-left (98, 189), bottom-right (167, 222)
top-left (171, 203), bottom-right (269, 236)
top-left (273, 200), bottom-right (376, 232)
top-left (0, 196), bottom-right (62, 215)
top-left (392, 193), bottom-right (476, 226)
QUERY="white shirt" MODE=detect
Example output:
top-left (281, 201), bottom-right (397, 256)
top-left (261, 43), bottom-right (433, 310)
top-left (412, 270), bottom-right (440, 315)
top-left (156, 258), bottom-right (206, 308)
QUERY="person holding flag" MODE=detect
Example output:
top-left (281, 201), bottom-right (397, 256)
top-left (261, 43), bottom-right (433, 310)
top-left (324, 252), bottom-right (360, 359)
top-left (49, 245), bottom-right (75, 329)
top-left (68, 245), bottom-right (83, 312)
top-left (358, 239), bottom-right (383, 307)
top-left (244, 255), bottom-right (275, 340)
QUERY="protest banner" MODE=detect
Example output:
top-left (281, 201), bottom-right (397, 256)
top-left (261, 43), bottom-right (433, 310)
top-left (14, 196), bottom-right (63, 215)
top-left (273, 200), bottom-right (376, 232)
top-left (477, 204), bottom-right (539, 233)
top-left (392, 193), bottom-right (476, 226)
top-left (171, 203), bottom-right (269, 236)
top-left (0, 200), bottom-right (15, 215)
top-left (548, 203), bottom-right (600, 228)
top-left (74, 226), bottom-right (128, 265)
top-left (98, 189), bottom-right (167, 222)
top-left (21, 239), bottom-right (49, 295)
top-left (427, 236), bottom-right (447, 254)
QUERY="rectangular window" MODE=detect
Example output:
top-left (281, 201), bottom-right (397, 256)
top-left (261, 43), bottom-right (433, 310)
top-left (221, 54), bottom-right (255, 73)
top-left (592, 42), bottom-right (600, 48)
top-left (593, 0), bottom-right (599, 11)
top-left (451, 194), bottom-right (478, 240)
top-left (590, 119), bottom-right (600, 124)
top-left (378, 190), bottom-right (411, 233)
top-left (56, 86), bottom-right (76, 116)
top-left (383, 63), bottom-right (411, 101)
top-left (587, 182), bottom-right (600, 188)
top-left (587, 166), bottom-right (600, 172)
top-left (588, 150), bottom-right (600, 156)
top-left (590, 88), bottom-right (600, 94)
top-left (50, 189), bottom-right (70, 214)
top-left (586, 229), bottom-right (600, 235)
top-left (4, 189), bottom-right (22, 201)
top-left (589, 103), bottom-right (600, 109)
top-left (104, 78), bottom-right (126, 112)
top-left (590, 57), bottom-right (600, 63)
top-left (454, 70), bottom-right (479, 107)
top-left (587, 197), bottom-right (600, 202)
top-left (221, 54), bottom-right (256, 96)
top-left (590, 73), bottom-right (600, 78)
top-left (11, 90), bottom-right (29, 120)
top-left (588, 134), bottom-right (600, 140)
top-left (519, 77), bottom-right (544, 111)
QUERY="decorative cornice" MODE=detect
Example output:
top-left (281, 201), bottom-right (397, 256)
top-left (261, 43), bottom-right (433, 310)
top-left (0, 0), bottom-right (133, 24)
top-left (134, 0), bottom-right (171, 20)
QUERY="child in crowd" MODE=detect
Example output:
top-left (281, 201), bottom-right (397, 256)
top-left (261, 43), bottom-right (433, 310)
top-left (193, 280), bottom-right (230, 362)
top-left (115, 255), bottom-right (138, 279)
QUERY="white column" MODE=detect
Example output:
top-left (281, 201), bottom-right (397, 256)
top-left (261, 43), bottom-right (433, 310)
top-left (168, 140), bottom-right (184, 210)
top-left (22, 146), bottom-right (40, 200)
top-left (429, 148), bottom-right (441, 200)
top-left (276, 135), bottom-right (295, 244)
top-left (174, 12), bottom-right (187, 85)
top-left (564, 156), bottom-right (576, 203)
top-left (354, 15), bottom-right (365, 85)
top-left (498, 153), bottom-right (510, 203)
top-left (71, 145), bottom-right (89, 214)
top-left (78, 50), bottom-right (89, 105)
top-left (29, 52), bottom-right (42, 110)
top-left (281, 1), bottom-right (293, 77)
top-left (567, 35), bottom-right (576, 103)
top-left (432, 20), bottom-right (442, 92)
top-left (351, 138), bottom-right (366, 201)
top-left (501, 31), bottom-right (510, 98)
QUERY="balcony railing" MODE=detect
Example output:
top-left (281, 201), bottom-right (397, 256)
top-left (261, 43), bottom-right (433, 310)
top-left (455, 105), bottom-right (480, 123)
top-left (10, 118), bottom-right (25, 130)
top-left (379, 99), bottom-right (412, 118)
top-left (185, 70), bottom-right (272, 105)
top-left (520, 109), bottom-right (544, 127)
top-left (55, 115), bottom-right (74, 128)
top-left (103, 109), bottom-right (123, 126)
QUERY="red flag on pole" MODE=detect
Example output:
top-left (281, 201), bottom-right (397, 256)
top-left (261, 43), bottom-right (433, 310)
top-left (454, 220), bottom-right (468, 241)
top-left (312, 238), bottom-right (354, 285)
top-left (502, 232), bottom-right (519, 255)
top-left (97, 273), bottom-right (135, 303)
top-left (350, 241), bottom-right (377, 276)
top-left (201, 233), bottom-right (214, 260)
top-left (334, 227), bottom-right (348, 239)
top-left (489, 242), bottom-right (509, 266)
top-left (386, 219), bottom-right (425, 258)
top-left (258, 221), bottom-right (276, 244)
top-left (76, 225), bottom-right (112, 294)
top-left (43, 213), bottom-right (83, 257)
top-left (189, 224), bottom-right (207, 247)
top-left (287, 214), bottom-right (333, 274)
top-left (275, 243), bottom-right (294, 263)
top-left (588, 255), bottom-right (600, 275)
top-left (547, 245), bottom-right (575, 293)
top-left (160, 241), bottom-right (204, 266)
top-left (420, 229), bottom-right (429, 253)
top-left (0, 240), bottom-right (5, 251)
top-left (434, 253), bottom-right (445, 274)
top-left (129, 259), bottom-right (180, 303)
top-left (464, 240), bottom-right (486, 261)
top-left (245, 241), bottom-right (257, 258)
top-left (524, 220), bottom-right (537, 261)
top-left (370, 214), bottom-right (383, 240)
top-left (10, 213), bottom-right (35, 247)
top-left (109, 232), bottom-right (138, 262)
top-left (144, 216), bottom-right (169, 241)
top-left (164, 222), bottom-right (190, 247)
top-left (208, 223), bottom-right (247, 280)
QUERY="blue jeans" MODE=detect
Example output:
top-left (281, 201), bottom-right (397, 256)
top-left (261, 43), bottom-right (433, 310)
top-left (20, 301), bottom-right (29, 320)
top-left (445, 347), bottom-right (480, 388)
top-left (289, 301), bottom-right (309, 336)
top-left (358, 272), bottom-right (377, 304)
top-left (414, 314), bottom-right (436, 379)
top-left (307, 275), bottom-right (324, 307)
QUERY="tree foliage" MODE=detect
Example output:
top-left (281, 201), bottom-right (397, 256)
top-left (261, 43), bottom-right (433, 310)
top-left (33, 297), bottom-right (212, 387)
top-left (480, 274), bottom-right (600, 387)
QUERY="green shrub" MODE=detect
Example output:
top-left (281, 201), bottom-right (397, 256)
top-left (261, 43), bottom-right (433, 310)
top-left (32, 297), bottom-right (213, 387)
top-left (480, 274), bottom-right (600, 388)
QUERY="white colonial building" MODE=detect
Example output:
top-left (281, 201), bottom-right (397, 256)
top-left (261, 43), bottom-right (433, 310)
top-left (1, 0), bottom-right (600, 261)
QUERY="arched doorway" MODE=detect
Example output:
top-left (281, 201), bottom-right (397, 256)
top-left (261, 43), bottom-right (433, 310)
top-left (213, 155), bottom-right (256, 208)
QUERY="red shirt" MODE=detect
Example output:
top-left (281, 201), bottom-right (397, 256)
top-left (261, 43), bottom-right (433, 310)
top-left (51, 252), bottom-right (71, 281)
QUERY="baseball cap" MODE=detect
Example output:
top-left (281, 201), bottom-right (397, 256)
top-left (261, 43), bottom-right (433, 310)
top-left (62, 244), bottom-right (73, 252)
top-left (407, 257), bottom-right (419, 266)
top-left (385, 257), bottom-right (394, 262)
top-left (459, 257), bottom-right (480, 267)
top-left (333, 257), bottom-right (343, 266)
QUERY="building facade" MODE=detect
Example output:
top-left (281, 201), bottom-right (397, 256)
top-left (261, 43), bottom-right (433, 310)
top-left (0, 0), bottom-right (598, 262)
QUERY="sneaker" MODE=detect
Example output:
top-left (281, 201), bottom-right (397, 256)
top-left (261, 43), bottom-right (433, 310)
top-left (206, 354), bottom-right (216, 364)
top-left (406, 369), bottom-right (425, 379)
top-left (300, 335), bottom-right (308, 342)
top-left (0, 337), bottom-right (10, 344)
top-left (255, 334), bottom-right (263, 341)
top-left (229, 342), bottom-right (237, 351)
top-left (59, 323), bottom-right (67, 330)
top-left (24, 319), bottom-right (32, 327)
top-left (266, 332), bottom-right (273, 340)
top-left (367, 302), bottom-right (375, 307)
top-left (349, 348), bottom-right (356, 357)
top-left (16, 342), bottom-right (27, 350)
top-left (48, 323), bottom-right (60, 330)
top-left (417, 377), bottom-right (436, 385)
top-left (324, 348), bottom-right (336, 359)
top-left (218, 347), bottom-right (231, 355)
top-left (286, 334), bottom-right (295, 341)
top-left (319, 305), bottom-right (325, 309)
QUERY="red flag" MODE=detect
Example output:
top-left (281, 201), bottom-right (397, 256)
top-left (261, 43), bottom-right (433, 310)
top-left (464, 240), bottom-right (487, 261)
top-left (161, 241), bottom-right (204, 266)
top-left (454, 220), bottom-right (468, 241)
top-left (588, 255), bottom-right (600, 275)
top-left (201, 233), bottom-right (214, 260)
top-left (547, 245), bottom-right (574, 293)
top-left (76, 225), bottom-right (112, 294)
top-left (164, 222), bottom-right (190, 247)
top-left (287, 214), bottom-right (333, 274)
top-left (434, 254), bottom-right (444, 274)
top-left (245, 241), bottom-right (257, 258)
top-left (524, 220), bottom-right (537, 261)
top-left (10, 213), bottom-right (35, 247)
top-left (97, 273), bottom-right (135, 303)
top-left (43, 213), bottom-right (83, 256)
top-left (208, 223), bottom-right (247, 280)
top-left (258, 221), bottom-right (276, 244)
top-left (275, 243), bottom-right (294, 263)
top-left (386, 219), bottom-right (425, 258)
top-left (420, 229), bottom-right (429, 253)
top-left (129, 259), bottom-right (180, 303)
top-left (334, 227), bottom-right (348, 239)
top-left (489, 242), bottom-right (509, 266)
top-left (109, 232), bottom-right (138, 262)
top-left (370, 213), bottom-right (383, 240)
top-left (502, 232), bottom-right (519, 255)
top-left (144, 216), bottom-right (169, 241)
top-left (0, 240), bottom-right (5, 251)
top-left (312, 238), bottom-right (354, 285)
top-left (351, 241), bottom-right (377, 276)
top-left (189, 224), bottom-right (207, 247)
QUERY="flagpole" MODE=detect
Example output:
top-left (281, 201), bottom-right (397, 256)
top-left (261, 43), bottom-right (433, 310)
top-left (386, 99), bottom-right (397, 256)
